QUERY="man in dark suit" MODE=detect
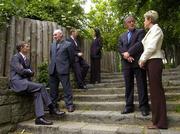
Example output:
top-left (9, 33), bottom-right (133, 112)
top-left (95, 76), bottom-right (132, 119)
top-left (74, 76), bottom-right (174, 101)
top-left (49, 29), bottom-right (75, 112)
top-left (118, 16), bottom-right (149, 116)
top-left (9, 41), bottom-right (65, 125)
top-left (67, 28), bottom-right (89, 90)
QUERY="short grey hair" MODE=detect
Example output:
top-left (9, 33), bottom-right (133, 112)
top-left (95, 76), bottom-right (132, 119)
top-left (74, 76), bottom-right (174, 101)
top-left (144, 10), bottom-right (159, 24)
top-left (124, 15), bottom-right (135, 23)
top-left (53, 29), bottom-right (63, 35)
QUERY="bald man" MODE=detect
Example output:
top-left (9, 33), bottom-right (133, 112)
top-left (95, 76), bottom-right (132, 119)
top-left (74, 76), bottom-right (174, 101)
top-left (49, 29), bottom-right (75, 112)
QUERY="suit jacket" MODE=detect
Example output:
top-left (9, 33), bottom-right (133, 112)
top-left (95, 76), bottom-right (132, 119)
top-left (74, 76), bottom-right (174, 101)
top-left (67, 37), bottom-right (82, 62)
top-left (118, 28), bottom-right (145, 69)
top-left (139, 24), bottom-right (164, 63)
top-left (90, 37), bottom-right (102, 59)
top-left (49, 39), bottom-right (74, 75)
top-left (9, 53), bottom-right (34, 92)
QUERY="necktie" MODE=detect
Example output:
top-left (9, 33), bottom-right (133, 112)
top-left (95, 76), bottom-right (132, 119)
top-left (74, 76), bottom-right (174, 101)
top-left (24, 57), bottom-right (28, 66)
top-left (56, 43), bottom-right (59, 49)
top-left (128, 31), bottom-right (132, 44)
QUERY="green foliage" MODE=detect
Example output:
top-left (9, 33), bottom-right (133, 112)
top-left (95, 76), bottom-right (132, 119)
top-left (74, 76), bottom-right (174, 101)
top-left (164, 63), bottom-right (175, 69)
top-left (0, 0), bottom-right (26, 27)
top-left (175, 105), bottom-right (180, 113)
top-left (37, 62), bottom-right (49, 86)
top-left (86, 0), bottom-right (123, 51)
top-left (0, 0), bottom-right (85, 29)
top-left (138, 0), bottom-right (180, 66)
top-left (85, 0), bottom-right (180, 66)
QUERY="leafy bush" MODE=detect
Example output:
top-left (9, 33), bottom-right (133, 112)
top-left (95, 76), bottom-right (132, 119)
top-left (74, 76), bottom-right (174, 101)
top-left (175, 105), bottom-right (180, 113)
top-left (37, 61), bottom-right (49, 86)
top-left (164, 63), bottom-right (175, 69)
top-left (0, 0), bottom-right (85, 29)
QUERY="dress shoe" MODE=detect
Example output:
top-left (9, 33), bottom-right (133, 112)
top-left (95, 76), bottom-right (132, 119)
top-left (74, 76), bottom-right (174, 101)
top-left (121, 108), bottom-right (134, 114)
top-left (67, 105), bottom-right (75, 112)
top-left (35, 117), bottom-right (53, 125)
top-left (141, 110), bottom-right (149, 116)
top-left (79, 85), bottom-right (87, 89)
top-left (49, 108), bottom-right (66, 116)
top-left (78, 85), bottom-right (88, 91)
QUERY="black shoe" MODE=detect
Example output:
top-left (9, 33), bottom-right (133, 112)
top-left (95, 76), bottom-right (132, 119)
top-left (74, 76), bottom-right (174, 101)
top-left (67, 105), bottom-right (75, 112)
top-left (49, 108), bottom-right (66, 116)
top-left (121, 108), bottom-right (134, 114)
top-left (141, 110), bottom-right (149, 116)
top-left (78, 85), bottom-right (88, 91)
top-left (35, 117), bottom-right (53, 125)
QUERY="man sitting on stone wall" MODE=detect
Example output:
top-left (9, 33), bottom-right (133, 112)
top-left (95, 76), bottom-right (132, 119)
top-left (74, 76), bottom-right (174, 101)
top-left (9, 41), bottom-right (65, 125)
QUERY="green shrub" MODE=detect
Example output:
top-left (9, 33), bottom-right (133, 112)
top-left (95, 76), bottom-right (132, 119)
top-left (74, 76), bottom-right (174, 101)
top-left (164, 63), bottom-right (175, 69)
top-left (175, 105), bottom-right (180, 113)
top-left (37, 61), bottom-right (49, 86)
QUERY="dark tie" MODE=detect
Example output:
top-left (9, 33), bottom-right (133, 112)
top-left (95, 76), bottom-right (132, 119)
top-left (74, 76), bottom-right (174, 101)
top-left (56, 43), bottom-right (60, 50)
top-left (24, 57), bottom-right (28, 67)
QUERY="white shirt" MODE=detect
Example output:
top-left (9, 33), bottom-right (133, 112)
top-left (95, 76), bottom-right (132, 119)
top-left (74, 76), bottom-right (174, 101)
top-left (71, 35), bottom-right (78, 46)
top-left (19, 52), bottom-right (26, 61)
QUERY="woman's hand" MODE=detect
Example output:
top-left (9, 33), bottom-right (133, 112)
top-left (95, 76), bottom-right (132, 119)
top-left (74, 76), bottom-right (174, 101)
top-left (139, 61), bottom-right (145, 68)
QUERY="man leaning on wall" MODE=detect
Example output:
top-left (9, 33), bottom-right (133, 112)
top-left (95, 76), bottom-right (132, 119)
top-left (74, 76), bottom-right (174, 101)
top-left (9, 41), bottom-right (65, 125)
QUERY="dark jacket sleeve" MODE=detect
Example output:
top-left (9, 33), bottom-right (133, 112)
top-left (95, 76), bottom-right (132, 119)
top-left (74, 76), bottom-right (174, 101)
top-left (11, 55), bottom-right (33, 78)
top-left (67, 42), bottom-right (75, 65)
top-left (118, 34), bottom-right (126, 56)
top-left (67, 38), bottom-right (80, 56)
top-left (96, 38), bottom-right (102, 54)
top-left (128, 29), bottom-right (145, 56)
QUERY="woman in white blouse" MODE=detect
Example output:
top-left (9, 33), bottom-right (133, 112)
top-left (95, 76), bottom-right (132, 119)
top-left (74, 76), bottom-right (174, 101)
top-left (139, 10), bottom-right (168, 129)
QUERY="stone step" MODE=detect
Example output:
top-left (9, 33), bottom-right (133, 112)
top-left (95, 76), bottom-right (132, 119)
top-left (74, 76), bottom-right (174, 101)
top-left (59, 101), bottom-right (179, 112)
top-left (101, 73), bottom-right (180, 80)
top-left (14, 120), bottom-right (180, 134)
top-left (88, 79), bottom-right (180, 87)
top-left (86, 82), bottom-right (174, 88)
top-left (100, 70), bottom-right (180, 77)
top-left (100, 79), bottom-right (180, 87)
top-left (101, 78), bottom-right (124, 83)
top-left (45, 110), bottom-right (180, 127)
top-left (70, 86), bottom-right (180, 95)
top-left (87, 83), bottom-right (125, 88)
top-left (73, 93), bottom-right (180, 102)
top-left (98, 79), bottom-right (179, 86)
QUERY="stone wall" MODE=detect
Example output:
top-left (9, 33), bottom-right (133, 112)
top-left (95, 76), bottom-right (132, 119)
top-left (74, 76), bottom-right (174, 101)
top-left (0, 77), bottom-right (34, 134)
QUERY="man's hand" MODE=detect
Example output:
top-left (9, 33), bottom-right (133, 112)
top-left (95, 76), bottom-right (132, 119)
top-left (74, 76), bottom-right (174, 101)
top-left (127, 56), bottom-right (134, 63)
top-left (77, 52), bottom-right (83, 57)
top-left (122, 52), bottom-right (130, 59)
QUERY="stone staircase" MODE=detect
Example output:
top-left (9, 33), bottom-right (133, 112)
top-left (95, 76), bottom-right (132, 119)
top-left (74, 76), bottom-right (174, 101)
top-left (12, 68), bottom-right (180, 134)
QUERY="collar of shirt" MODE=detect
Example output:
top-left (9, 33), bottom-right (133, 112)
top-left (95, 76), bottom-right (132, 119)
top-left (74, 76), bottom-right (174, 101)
top-left (19, 52), bottom-right (26, 60)
top-left (70, 35), bottom-right (75, 40)
top-left (70, 35), bottom-right (78, 46)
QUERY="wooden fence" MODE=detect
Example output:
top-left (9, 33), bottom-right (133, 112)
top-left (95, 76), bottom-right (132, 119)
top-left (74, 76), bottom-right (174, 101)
top-left (0, 17), bottom-right (120, 77)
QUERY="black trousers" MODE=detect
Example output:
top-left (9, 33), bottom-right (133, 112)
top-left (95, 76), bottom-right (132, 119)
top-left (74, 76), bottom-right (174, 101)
top-left (90, 58), bottom-right (101, 83)
top-left (73, 58), bottom-right (89, 87)
top-left (146, 58), bottom-right (168, 128)
top-left (123, 67), bottom-right (149, 111)
top-left (49, 68), bottom-right (73, 108)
